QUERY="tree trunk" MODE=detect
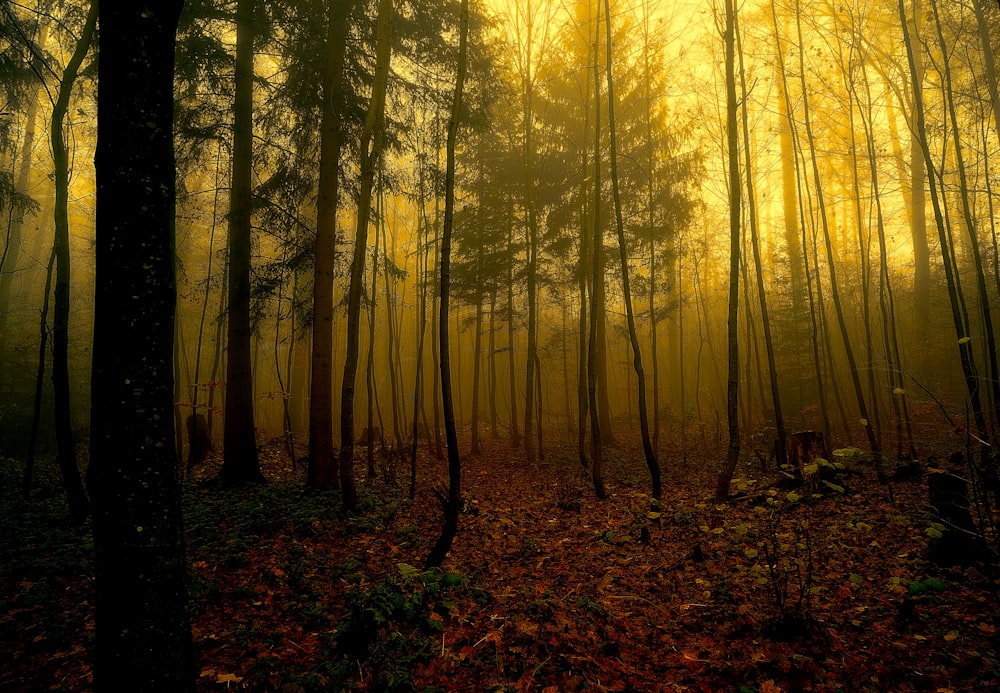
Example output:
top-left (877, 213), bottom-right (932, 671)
top-left (22, 249), bottom-right (55, 497)
top-left (930, 0), bottom-right (1000, 434)
top-left (188, 143), bottom-right (223, 473)
top-left (50, 0), bottom-right (98, 522)
top-left (410, 163), bottom-right (431, 500)
top-left (89, 2), bottom-right (193, 687)
top-left (900, 0), bottom-right (988, 437)
top-left (589, 6), bottom-right (606, 500)
top-left (522, 0), bottom-right (538, 466)
top-left (382, 210), bottom-right (402, 446)
top-left (738, 14), bottom-right (786, 468)
top-left (426, 0), bottom-right (468, 569)
top-left (908, 0), bottom-right (930, 331)
top-left (308, 0), bottom-right (352, 488)
top-left (603, 0), bottom-right (660, 514)
top-left (339, 0), bottom-right (394, 510)
top-left (794, 2), bottom-right (882, 481)
top-left (221, 0), bottom-right (264, 485)
top-left (506, 223), bottom-right (520, 446)
top-left (715, 0), bottom-right (742, 503)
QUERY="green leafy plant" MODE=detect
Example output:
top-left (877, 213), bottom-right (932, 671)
top-left (332, 563), bottom-right (479, 689)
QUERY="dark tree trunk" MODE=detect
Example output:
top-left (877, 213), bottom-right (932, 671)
top-left (309, 0), bottom-right (352, 488)
top-left (22, 249), bottom-right (55, 497)
top-left (426, 0), bottom-right (468, 569)
top-left (49, 0), bottom-right (97, 523)
top-left (339, 0), bottom-right (393, 510)
top-left (221, 0), bottom-right (263, 484)
top-left (89, 2), bottom-right (193, 688)
top-left (715, 0), bottom-right (742, 502)
top-left (603, 0), bottom-right (660, 514)
top-left (589, 8), bottom-right (606, 501)
top-left (737, 11), bottom-right (786, 469)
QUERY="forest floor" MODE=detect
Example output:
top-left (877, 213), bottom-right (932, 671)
top-left (2, 432), bottom-right (1000, 692)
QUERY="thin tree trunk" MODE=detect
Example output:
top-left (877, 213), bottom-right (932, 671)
top-left (470, 278), bottom-right (483, 456)
top-left (794, 4), bottom-right (883, 481)
top-left (589, 5), bottom-right (607, 500)
top-left (930, 0), bottom-right (1000, 434)
top-left (50, 0), bottom-right (97, 521)
top-left (506, 222), bottom-right (520, 446)
top-left (770, 0), bottom-right (829, 445)
top-left (382, 202), bottom-right (402, 446)
top-left (366, 191), bottom-right (381, 481)
top-left (188, 142), bottom-right (223, 472)
top-left (22, 248), bottom-right (55, 497)
top-left (738, 7), bottom-right (785, 468)
top-left (603, 0), bottom-right (660, 514)
top-left (714, 0), bottom-right (742, 503)
top-left (489, 289), bottom-right (499, 438)
top-left (409, 185), bottom-right (429, 500)
top-left (522, 0), bottom-right (538, 466)
top-left (339, 0), bottom-right (393, 510)
top-left (900, 0), bottom-right (988, 436)
top-left (425, 0), bottom-right (467, 569)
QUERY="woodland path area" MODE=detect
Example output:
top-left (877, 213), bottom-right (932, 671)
top-left (2, 436), bottom-right (999, 692)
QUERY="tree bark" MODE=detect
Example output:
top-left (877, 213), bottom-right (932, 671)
top-left (221, 0), bottom-right (264, 484)
top-left (715, 0), bottom-right (742, 502)
top-left (339, 0), bottom-right (394, 509)
top-left (738, 11), bottom-right (786, 469)
top-left (308, 0), bottom-right (353, 488)
top-left (50, 0), bottom-right (98, 522)
top-left (603, 0), bottom-right (660, 513)
top-left (90, 1), bottom-right (193, 687)
top-left (426, 0), bottom-right (468, 569)
top-left (589, 8), bottom-right (606, 500)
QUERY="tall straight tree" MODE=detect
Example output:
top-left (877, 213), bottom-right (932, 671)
top-left (790, 0), bottom-right (880, 479)
top-left (715, 0), bottom-right (741, 502)
top-left (736, 5), bottom-right (786, 469)
top-left (426, 0), bottom-right (468, 568)
top-left (50, 0), bottom-right (97, 522)
top-left (519, 0), bottom-right (543, 464)
top-left (588, 1), bottom-right (607, 500)
top-left (339, 0), bottom-right (394, 510)
top-left (221, 0), bottom-right (264, 484)
top-left (309, 0), bottom-right (353, 488)
top-left (89, 1), bottom-right (194, 688)
top-left (602, 0), bottom-right (660, 514)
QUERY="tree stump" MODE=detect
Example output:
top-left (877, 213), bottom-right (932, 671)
top-left (789, 430), bottom-right (825, 473)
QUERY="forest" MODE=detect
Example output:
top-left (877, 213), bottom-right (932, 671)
top-left (2, 0), bottom-right (1000, 689)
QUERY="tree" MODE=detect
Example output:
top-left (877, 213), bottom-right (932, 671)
top-left (89, 1), bottom-right (193, 688)
top-left (221, 0), bottom-right (264, 484)
top-left (602, 0), bottom-right (660, 514)
top-left (426, 0), bottom-right (469, 570)
top-left (339, 0), bottom-right (394, 510)
top-left (48, 0), bottom-right (96, 522)
top-left (715, 0), bottom-right (741, 502)
top-left (308, 0), bottom-right (353, 488)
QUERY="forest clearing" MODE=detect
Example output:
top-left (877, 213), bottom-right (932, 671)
top-left (3, 431), bottom-right (999, 692)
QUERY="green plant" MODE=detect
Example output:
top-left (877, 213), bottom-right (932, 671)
top-left (332, 563), bottom-right (476, 689)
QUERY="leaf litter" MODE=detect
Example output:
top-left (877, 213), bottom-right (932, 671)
top-left (2, 435), bottom-right (999, 691)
